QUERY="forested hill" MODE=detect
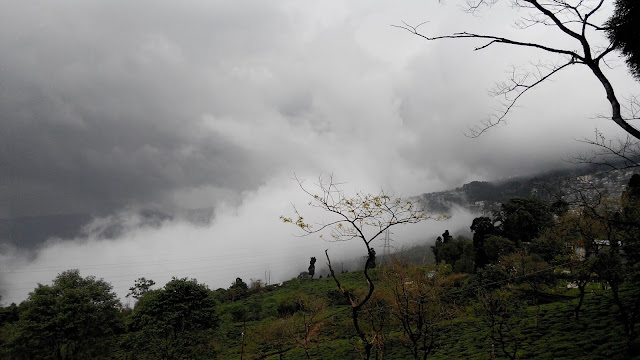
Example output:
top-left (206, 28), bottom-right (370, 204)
top-left (419, 166), bottom-right (638, 215)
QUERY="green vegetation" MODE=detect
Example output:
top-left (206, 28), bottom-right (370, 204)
top-left (1, 174), bottom-right (639, 359)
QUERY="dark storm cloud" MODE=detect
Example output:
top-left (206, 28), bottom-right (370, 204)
top-left (1, 0), bottom-right (636, 220)
top-left (0, 0), bottom-right (291, 217)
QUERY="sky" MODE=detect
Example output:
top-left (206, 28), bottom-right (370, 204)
top-left (0, 0), bottom-right (638, 304)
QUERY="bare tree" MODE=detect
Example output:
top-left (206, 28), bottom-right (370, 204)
top-left (254, 319), bottom-right (294, 359)
top-left (474, 288), bottom-right (525, 360)
top-left (281, 174), bottom-right (435, 360)
top-left (395, 0), bottom-right (640, 140)
top-left (574, 128), bottom-right (640, 169)
top-left (385, 260), bottom-right (458, 360)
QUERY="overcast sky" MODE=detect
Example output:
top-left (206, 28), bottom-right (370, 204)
top-left (1, 0), bottom-right (638, 304)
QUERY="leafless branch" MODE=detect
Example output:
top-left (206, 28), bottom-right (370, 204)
top-left (394, 0), bottom-right (640, 140)
top-left (467, 59), bottom-right (576, 137)
top-left (283, 174), bottom-right (433, 244)
top-left (573, 129), bottom-right (640, 170)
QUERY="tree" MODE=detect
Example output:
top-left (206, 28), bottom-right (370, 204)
top-left (592, 176), bottom-right (640, 350)
top-left (431, 236), bottom-right (444, 263)
top-left (566, 210), bottom-right (600, 320)
top-left (432, 235), bottom-right (474, 273)
top-left (473, 288), bottom-right (525, 360)
top-left (287, 296), bottom-right (327, 360)
top-left (395, 0), bottom-right (640, 140)
top-left (0, 303), bottom-right (18, 327)
top-left (442, 229), bottom-right (452, 244)
top-left (454, 238), bottom-right (476, 274)
top-left (366, 248), bottom-right (377, 269)
top-left (471, 217), bottom-right (495, 270)
top-left (386, 261), bottom-right (458, 360)
top-left (431, 230), bottom-right (456, 267)
top-left (126, 277), bottom-right (155, 301)
top-left (483, 235), bottom-right (516, 264)
top-left (493, 197), bottom-right (554, 245)
top-left (528, 232), bottom-right (570, 265)
top-left (253, 318), bottom-right (294, 359)
top-left (282, 174), bottom-right (433, 360)
top-left (501, 252), bottom-right (555, 327)
top-left (126, 277), bottom-right (218, 359)
top-left (568, 175), bottom-right (640, 350)
top-left (229, 277), bottom-right (249, 301)
top-left (308, 257), bottom-right (317, 279)
top-left (360, 290), bottom-right (393, 358)
top-left (607, 0), bottom-right (640, 80)
top-left (620, 173), bottom-right (640, 251)
top-left (11, 269), bottom-right (123, 360)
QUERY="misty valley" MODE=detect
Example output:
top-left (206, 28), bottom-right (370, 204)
top-left (1, 169), bottom-right (640, 359)
top-left (2, 0), bottom-right (640, 359)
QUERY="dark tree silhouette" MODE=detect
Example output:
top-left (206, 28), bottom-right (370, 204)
top-left (13, 270), bottom-right (123, 359)
top-left (471, 217), bottom-right (495, 271)
top-left (442, 229), bottom-right (452, 244)
top-left (607, 0), bottom-right (640, 80)
top-left (366, 248), bottom-right (376, 269)
top-left (308, 257), bottom-right (317, 279)
top-left (229, 277), bottom-right (248, 301)
top-left (493, 197), bottom-right (554, 245)
top-left (431, 235), bottom-right (444, 263)
top-left (395, 0), bottom-right (640, 140)
top-left (126, 277), bottom-right (156, 300)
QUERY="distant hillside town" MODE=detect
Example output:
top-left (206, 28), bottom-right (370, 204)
top-left (419, 167), bottom-right (639, 215)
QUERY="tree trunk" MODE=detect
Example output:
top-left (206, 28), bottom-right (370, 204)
top-left (588, 62), bottom-right (640, 140)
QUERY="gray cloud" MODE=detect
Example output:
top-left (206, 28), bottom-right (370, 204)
top-left (3, 0), bottom-right (633, 219)
top-left (1, 0), bottom-right (638, 303)
top-left (0, 0), bottom-right (293, 216)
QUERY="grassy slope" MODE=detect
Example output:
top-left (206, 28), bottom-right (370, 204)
top-left (213, 269), bottom-right (637, 360)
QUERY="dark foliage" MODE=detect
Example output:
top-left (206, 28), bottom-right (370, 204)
top-left (471, 217), bottom-right (495, 270)
top-left (607, 0), bottom-right (640, 80)
top-left (10, 270), bottom-right (123, 360)
top-left (125, 277), bottom-right (218, 359)
top-left (308, 257), bottom-right (317, 278)
top-left (493, 197), bottom-right (554, 245)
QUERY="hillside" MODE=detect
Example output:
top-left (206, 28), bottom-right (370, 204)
top-left (2, 171), bottom-right (640, 359)
top-left (419, 166), bottom-right (638, 215)
top-left (212, 268), bottom-right (638, 359)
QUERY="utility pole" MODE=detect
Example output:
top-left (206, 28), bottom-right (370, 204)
top-left (264, 270), bottom-right (271, 285)
top-left (382, 229), bottom-right (393, 265)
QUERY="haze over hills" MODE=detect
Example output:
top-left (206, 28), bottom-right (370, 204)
top-left (2, 165), bottom-right (637, 255)
top-left (419, 166), bottom-right (639, 216)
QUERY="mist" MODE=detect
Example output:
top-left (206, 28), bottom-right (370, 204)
top-left (0, 174), bottom-right (478, 305)
top-left (1, 0), bottom-right (638, 304)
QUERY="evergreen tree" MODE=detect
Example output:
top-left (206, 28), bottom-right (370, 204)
top-left (471, 217), bottom-right (494, 271)
top-left (126, 277), bottom-right (218, 359)
top-left (366, 248), bottom-right (376, 269)
top-left (431, 236), bottom-right (444, 264)
top-left (607, 0), bottom-right (640, 80)
top-left (308, 257), bottom-right (317, 279)
top-left (11, 270), bottom-right (123, 359)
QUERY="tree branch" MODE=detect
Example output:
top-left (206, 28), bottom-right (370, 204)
top-left (394, 0), bottom-right (640, 140)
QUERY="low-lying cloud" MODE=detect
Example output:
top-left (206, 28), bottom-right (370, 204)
top-left (1, 0), bottom-right (638, 303)
top-left (0, 176), bottom-right (476, 304)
